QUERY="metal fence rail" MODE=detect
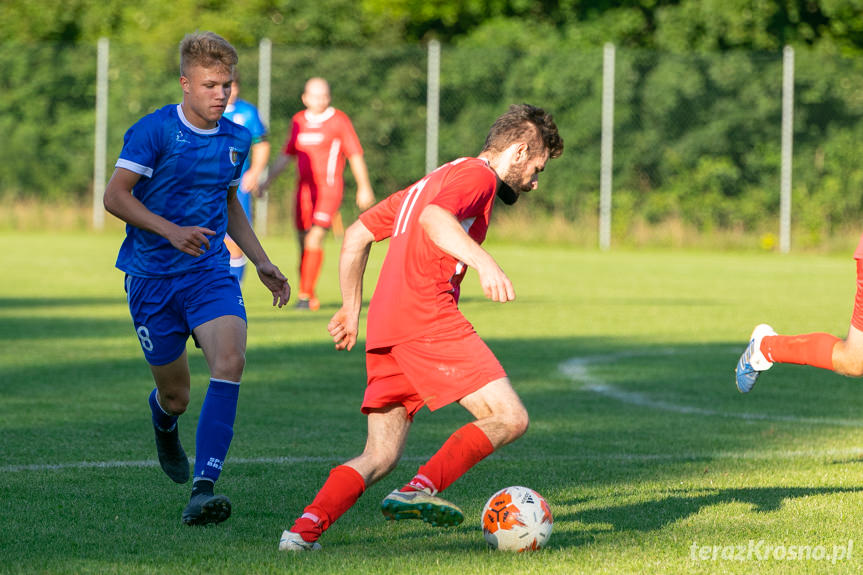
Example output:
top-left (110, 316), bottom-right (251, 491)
top-left (6, 39), bottom-right (863, 249)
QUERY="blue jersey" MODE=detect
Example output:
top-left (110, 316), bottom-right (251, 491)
top-left (114, 104), bottom-right (251, 278)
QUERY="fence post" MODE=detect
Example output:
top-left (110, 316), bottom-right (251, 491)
top-left (256, 38), bottom-right (272, 237)
top-left (426, 39), bottom-right (441, 174)
top-left (599, 43), bottom-right (615, 251)
top-left (92, 37), bottom-right (109, 230)
top-left (779, 45), bottom-right (794, 254)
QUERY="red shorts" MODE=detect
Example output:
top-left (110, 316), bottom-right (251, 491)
top-left (295, 181), bottom-right (343, 231)
top-left (852, 233), bottom-right (863, 331)
top-left (363, 328), bottom-right (507, 419)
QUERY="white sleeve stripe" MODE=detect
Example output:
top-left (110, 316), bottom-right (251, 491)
top-left (116, 158), bottom-right (153, 178)
top-left (327, 139), bottom-right (341, 186)
top-left (393, 187), bottom-right (418, 236)
top-left (394, 177), bottom-right (430, 237)
top-left (399, 188), bottom-right (423, 235)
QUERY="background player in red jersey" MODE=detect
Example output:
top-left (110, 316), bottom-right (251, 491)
top-left (278, 104), bottom-right (563, 551)
top-left (261, 77), bottom-right (375, 310)
top-left (736, 234), bottom-right (863, 392)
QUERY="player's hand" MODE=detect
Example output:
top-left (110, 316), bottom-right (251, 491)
top-left (256, 261), bottom-right (291, 308)
top-left (168, 225), bottom-right (217, 257)
top-left (477, 263), bottom-right (516, 303)
top-left (241, 171), bottom-right (260, 196)
top-left (356, 187), bottom-right (375, 211)
top-left (328, 307), bottom-right (359, 351)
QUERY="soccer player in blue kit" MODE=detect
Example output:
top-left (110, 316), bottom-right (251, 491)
top-left (221, 73), bottom-right (270, 283)
top-left (103, 31), bottom-right (291, 526)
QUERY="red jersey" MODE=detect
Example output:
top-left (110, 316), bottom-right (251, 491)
top-left (283, 107), bottom-right (362, 194)
top-left (359, 157), bottom-right (498, 350)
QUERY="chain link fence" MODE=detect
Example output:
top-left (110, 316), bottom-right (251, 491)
top-left (4, 40), bottom-right (863, 249)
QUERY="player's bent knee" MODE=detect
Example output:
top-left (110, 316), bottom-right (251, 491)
top-left (160, 392), bottom-right (190, 415)
top-left (210, 351), bottom-right (246, 380)
top-left (500, 407), bottom-right (529, 444)
top-left (510, 410), bottom-right (530, 441)
top-left (840, 358), bottom-right (863, 377)
top-left (833, 342), bottom-right (863, 377)
top-left (370, 450), bottom-right (400, 475)
top-left (355, 449), bottom-right (400, 485)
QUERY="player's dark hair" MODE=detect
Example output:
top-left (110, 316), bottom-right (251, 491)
top-left (179, 31), bottom-right (238, 77)
top-left (482, 104), bottom-right (564, 160)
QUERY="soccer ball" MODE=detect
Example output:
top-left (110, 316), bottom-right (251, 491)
top-left (481, 486), bottom-right (553, 551)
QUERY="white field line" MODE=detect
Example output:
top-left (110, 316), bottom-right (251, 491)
top-left (4, 448), bottom-right (863, 475)
top-left (0, 455), bottom-right (423, 474)
top-left (5, 349), bottom-right (862, 474)
top-left (560, 351), bottom-right (863, 428)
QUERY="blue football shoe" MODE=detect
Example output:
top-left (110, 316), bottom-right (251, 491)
top-left (735, 323), bottom-right (776, 393)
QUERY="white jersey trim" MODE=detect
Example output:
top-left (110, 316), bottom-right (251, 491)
top-left (176, 104), bottom-right (219, 135)
top-left (116, 158), bottom-right (153, 178)
top-left (304, 107), bottom-right (336, 125)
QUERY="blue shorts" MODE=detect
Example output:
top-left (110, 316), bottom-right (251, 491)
top-left (124, 269), bottom-right (247, 366)
top-left (237, 188), bottom-right (253, 222)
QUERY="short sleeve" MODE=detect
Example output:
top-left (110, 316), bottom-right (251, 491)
top-left (116, 114), bottom-right (162, 178)
top-left (430, 162), bottom-right (496, 220)
top-left (338, 113), bottom-right (363, 158)
top-left (359, 187), bottom-right (409, 241)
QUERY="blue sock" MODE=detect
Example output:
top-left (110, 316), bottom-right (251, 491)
top-left (229, 262), bottom-right (245, 283)
top-left (149, 388), bottom-right (177, 432)
top-left (194, 378), bottom-right (240, 482)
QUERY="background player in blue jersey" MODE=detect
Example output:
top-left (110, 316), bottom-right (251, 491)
top-left (222, 72), bottom-right (270, 283)
top-left (103, 31), bottom-right (291, 526)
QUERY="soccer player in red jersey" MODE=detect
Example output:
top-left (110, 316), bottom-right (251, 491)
top-left (736, 236), bottom-right (863, 392)
top-left (278, 104), bottom-right (564, 551)
top-left (261, 77), bottom-right (375, 311)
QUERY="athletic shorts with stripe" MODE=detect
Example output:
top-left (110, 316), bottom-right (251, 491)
top-left (363, 325), bottom-right (507, 419)
top-left (295, 181), bottom-right (343, 231)
top-left (125, 268), bottom-right (247, 366)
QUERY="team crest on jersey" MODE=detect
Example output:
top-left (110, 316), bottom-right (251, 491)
top-left (229, 147), bottom-right (241, 166)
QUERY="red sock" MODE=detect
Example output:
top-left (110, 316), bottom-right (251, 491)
top-left (291, 465), bottom-right (365, 541)
top-left (760, 333), bottom-right (839, 370)
top-left (299, 248), bottom-right (323, 298)
top-left (402, 423), bottom-right (494, 495)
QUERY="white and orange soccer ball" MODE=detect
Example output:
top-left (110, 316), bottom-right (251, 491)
top-left (481, 486), bottom-right (553, 551)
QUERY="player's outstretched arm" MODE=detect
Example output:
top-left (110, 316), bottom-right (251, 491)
top-left (226, 186), bottom-right (291, 307)
top-left (419, 204), bottom-right (515, 303)
top-left (328, 219), bottom-right (374, 351)
top-left (258, 153), bottom-right (291, 194)
top-left (104, 167), bottom-right (216, 257)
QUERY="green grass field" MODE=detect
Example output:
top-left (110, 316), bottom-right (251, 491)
top-left (2, 230), bottom-right (863, 574)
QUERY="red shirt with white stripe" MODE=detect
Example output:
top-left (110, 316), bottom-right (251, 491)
top-left (359, 157), bottom-right (498, 350)
top-left (283, 107), bottom-right (363, 195)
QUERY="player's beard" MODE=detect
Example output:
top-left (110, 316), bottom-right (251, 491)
top-left (496, 164), bottom-right (529, 205)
